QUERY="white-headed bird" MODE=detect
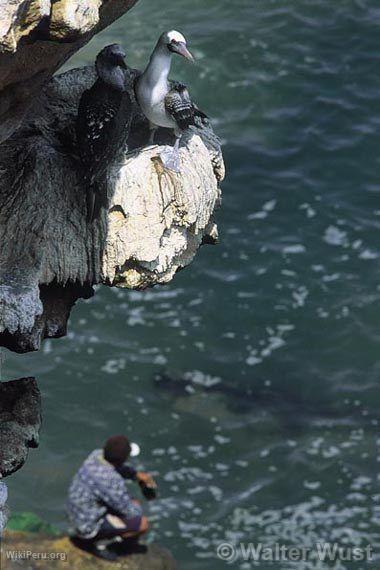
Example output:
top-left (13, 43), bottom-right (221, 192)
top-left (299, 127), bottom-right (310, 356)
top-left (135, 31), bottom-right (208, 173)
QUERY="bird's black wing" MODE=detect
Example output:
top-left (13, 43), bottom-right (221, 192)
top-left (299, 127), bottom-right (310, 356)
top-left (76, 82), bottom-right (132, 221)
top-left (165, 81), bottom-right (208, 131)
top-left (76, 85), bottom-right (131, 184)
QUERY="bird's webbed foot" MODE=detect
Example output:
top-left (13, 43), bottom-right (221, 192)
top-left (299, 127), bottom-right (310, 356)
top-left (159, 139), bottom-right (181, 173)
top-left (146, 123), bottom-right (158, 147)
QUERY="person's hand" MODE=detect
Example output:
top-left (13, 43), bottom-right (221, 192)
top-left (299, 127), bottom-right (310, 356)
top-left (136, 472), bottom-right (156, 487)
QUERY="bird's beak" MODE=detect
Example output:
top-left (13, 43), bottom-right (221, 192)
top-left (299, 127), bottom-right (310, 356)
top-left (176, 42), bottom-right (195, 62)
top-left (116, 54), bottom-right (127, 69)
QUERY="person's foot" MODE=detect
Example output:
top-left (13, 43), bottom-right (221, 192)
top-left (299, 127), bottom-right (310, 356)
top-left (113, 538), bottom-right (148, 556)
top-left (70, 536), bottom-right (119, 561)
top-left (92, 545), bottom-right (119, 561)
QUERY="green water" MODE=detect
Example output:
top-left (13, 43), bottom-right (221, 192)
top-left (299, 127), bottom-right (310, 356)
top-left (3, 0), bottom-right (380, 567)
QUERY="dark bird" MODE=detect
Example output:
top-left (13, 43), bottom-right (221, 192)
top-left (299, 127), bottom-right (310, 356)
top-left (76, 44), bottom-right (132, 222)
top-left (135, 31), bottom-right (208, 173)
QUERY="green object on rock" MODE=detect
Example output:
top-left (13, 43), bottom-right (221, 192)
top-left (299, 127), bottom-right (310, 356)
top-left (7, 512), bottom-right (60, 536)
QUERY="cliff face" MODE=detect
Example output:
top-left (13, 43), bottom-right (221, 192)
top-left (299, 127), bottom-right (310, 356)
top-left (0, 378), bottom-right (41, 477)
top-left (0, 7), bottom-right (223, 564)
top-left (0, 65), bottom-right (223, 353)
top-left (0, 0), bottom-right (139, 144)
top-left (0, 1), bottom-right (224, 354)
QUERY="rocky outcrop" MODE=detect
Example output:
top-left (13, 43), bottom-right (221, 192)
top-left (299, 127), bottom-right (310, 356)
top-left (0, 377), bottom-right (41, 477)
top-left (0, 65), bottom-right (223, 353)
top-left (0, 3), bottom-right (224, 354)
top-left (0, 0), bottom-right (139, 143)
top-left (2, 532), bottom-right (178, 569)
top-left (0, 481), bottom-right (8, 534)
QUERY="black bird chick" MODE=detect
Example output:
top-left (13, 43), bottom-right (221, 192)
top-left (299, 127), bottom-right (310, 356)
top-left (76, 44), bottom-right (132, 223)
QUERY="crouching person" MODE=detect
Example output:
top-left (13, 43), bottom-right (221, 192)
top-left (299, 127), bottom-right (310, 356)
top-left (67, 435), bottom-right (155, 561)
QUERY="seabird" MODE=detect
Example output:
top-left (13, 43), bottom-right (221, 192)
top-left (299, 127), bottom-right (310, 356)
top-left (135, 30), bottom-right (208, 173)
top-left (76, 44), bottom-right (132, 222)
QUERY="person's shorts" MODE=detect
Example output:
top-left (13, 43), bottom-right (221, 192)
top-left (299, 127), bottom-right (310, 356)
top-left (95, 513), bottom-right (142, 538)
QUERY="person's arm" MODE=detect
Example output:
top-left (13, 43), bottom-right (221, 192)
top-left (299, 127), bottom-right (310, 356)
top-left (135, 471), bottom-right (157, 487)
top-left (118, 464), bottom-right (156, 487)
top-left (95, 474), bottom-right (142, 520)
top-left (117, 464), bottom-right (138, 480)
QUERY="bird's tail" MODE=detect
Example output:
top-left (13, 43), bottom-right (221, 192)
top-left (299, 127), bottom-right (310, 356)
top-left (86, 181), bottom-right (108, 223)
top-left (194, 107), bottom-right (209, 126)
top-left (195, 108), bottom-right (208, 120)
